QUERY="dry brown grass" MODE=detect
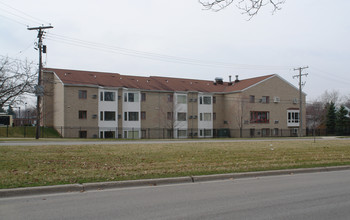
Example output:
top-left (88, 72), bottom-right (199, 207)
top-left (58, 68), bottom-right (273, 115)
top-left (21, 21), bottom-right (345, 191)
top-left (1, 139), bottom-right (350, 188)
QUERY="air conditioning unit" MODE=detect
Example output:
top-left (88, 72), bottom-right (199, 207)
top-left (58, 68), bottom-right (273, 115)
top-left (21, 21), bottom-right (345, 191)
top-left (189, 115), bottom-right (193, 119)
top-left (293, 98), bottom-right (298, 104)
top-left (193, 115), bottom-right (198, 119)
top-left (273, 97), bottom-right (280, 103)
top-left (92, 94), bottom-right (97, 99)
top-left (92, 114), bottom-right (97, 119)
top-left (274, 120), bottom-right (279, 124)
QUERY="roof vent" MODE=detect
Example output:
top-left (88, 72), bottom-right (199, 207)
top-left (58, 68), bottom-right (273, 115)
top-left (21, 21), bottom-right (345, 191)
top-left (228, 75), bottom-right (233, 86)
top-left (235, 75), bottom-right (240, 83)
top-left (214, 77), bottom-right (223, 85)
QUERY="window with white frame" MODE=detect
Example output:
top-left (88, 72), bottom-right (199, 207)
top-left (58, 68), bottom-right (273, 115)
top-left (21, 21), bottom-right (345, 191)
top-left (104, 92), bottom-right (115, 101)
top-left (177, 112), bottom-right (187, 121)
top-left (124, 92), bottom-right (139, 102)
top-left (287, 110), bottom-right (300, 126)
top-left (200, 113), bottom-right (211, 121)
top-left (128, 112), bottom-right (139, 121)
top-left (177, 95), bottom-right (187, 104)
top-left (178, 130), bottom-right (187, 137)
top-left (104, 111), bottom-right (116, 121)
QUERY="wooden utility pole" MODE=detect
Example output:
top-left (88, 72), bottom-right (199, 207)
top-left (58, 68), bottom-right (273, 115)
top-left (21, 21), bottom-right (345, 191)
top-left (28, 25), bottom-right (53, 139)
top-left (293, 66), bottom-right (308, 137)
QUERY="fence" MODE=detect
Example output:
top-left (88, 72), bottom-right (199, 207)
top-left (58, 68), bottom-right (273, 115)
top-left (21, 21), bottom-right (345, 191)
top-left (1, 126), bottom-right (349, 139)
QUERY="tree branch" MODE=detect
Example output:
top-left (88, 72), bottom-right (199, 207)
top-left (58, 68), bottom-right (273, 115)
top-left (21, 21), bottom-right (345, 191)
top-left (199, 0), bottom-right (285, 18)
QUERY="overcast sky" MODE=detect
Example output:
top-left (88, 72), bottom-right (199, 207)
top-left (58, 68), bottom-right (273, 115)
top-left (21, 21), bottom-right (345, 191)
top-left (1, 0), bottom-right (350, 103)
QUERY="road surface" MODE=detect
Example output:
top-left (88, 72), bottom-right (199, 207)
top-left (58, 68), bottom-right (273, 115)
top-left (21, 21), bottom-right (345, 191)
top-left (1, 170), bottom-right (350, 220)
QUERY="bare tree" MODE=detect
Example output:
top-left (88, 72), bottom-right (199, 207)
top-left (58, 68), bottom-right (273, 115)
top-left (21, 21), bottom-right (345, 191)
top-left (319, 90), bottom-right (342, 106)
top-left (0, 57), bottom-right (36, 109)
top-left (306, 100), bottom-right (325, 130)
top-left (232, 95), bottom-right (253, 137)
top-left (199, 0), bottom-right (285, 18)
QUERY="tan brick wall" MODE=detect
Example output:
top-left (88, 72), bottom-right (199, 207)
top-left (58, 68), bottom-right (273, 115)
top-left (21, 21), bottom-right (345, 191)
top-left (213, 94), bottom-right (225, 129)
top-left (63, 86), bottom-right (99, 138)
top-left (43, 71), bottom-right (54, 127)
top-left (187, 92), bottom-right (198, 130)
top-left (228, 76), bottom-right (306, 136)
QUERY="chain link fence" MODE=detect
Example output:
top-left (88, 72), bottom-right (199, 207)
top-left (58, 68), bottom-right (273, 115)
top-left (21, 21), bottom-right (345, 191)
top-left (1, 126), bottom-right (349, 139)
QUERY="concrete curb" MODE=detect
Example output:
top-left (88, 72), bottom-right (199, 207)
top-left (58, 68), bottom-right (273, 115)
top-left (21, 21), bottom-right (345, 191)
top-left (0, 184), bottom-right (83, 198)
top-left (1, 165), bottom-right (350, 198)
top-left (83, 176), bottom-right (193, 191)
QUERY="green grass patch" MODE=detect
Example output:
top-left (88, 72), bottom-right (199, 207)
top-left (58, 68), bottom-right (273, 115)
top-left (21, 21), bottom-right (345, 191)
top-left (1, 140), bottom-right (350, 189)
top-left (0, 127), bottom-right (61, 138)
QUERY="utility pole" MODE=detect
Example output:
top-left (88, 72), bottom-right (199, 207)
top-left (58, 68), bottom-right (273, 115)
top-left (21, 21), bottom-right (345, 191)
top-left (293, 66), bottom-right (308, 137)
top-left (28, 25), bottom-right (53, 139)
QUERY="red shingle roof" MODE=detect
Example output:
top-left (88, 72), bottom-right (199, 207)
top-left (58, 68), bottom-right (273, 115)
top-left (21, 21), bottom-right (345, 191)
top-left (44, 68), bottom-right (274, 93)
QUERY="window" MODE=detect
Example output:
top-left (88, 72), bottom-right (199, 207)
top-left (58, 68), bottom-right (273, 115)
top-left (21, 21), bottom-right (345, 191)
top-left (262, 128), bottom-right (270, 137)
top-left (105, 131), bottom-right (115, 139)
top-left (203, 96), bottom-right (211, 104)
top-left (104, 92), bottom-right (115, 101)
top-left (261, 96), bottom-right (270, 103)
top-left (167, 112), bottom-right (173, 120)
top-left (200, 113), bottom-right (211, 121)
top-left (127, 130), bottom-right (139, 139)
top-left (177, 95), bottom-right (187, 104)
top-left (168, 94), bottom-right (173, 102)
top-left (178, 130), bottom-right (187, 137)
top-left (79, 110), bottom-right (87, 119)
top-left (213, 96), bottom-right (216, 104)
top-left (79, 130), bottom-right (87, 138)
top-left (204, 113), bottom-right (211, 121)
top-left (100, 92), bottom-right (103, 101)
top-left (177, 112), bottom-right (187, 121)
top-left (141, 93), bottom-right (146, 102)
top-left (128, 112), bottom-right (139, 121)
top-left (124, 112), bottom-right (127, 121)
top-left (204, 129), bottom-right (212, 136)
top-left (100, 111), bottom-right (103, 121)
top-left (79, 90), bottom-right (87, 99)
top-left (128, 93), bottom-right (135, 102)
top-left (250, 111), bottom-right (269, 123)
top-left (104, 111), bottom-right (116, 121)
top-left (213, 112), bottom-right (216, 120)
top-left (249, 95), bottom-right (255, 103)
top-left (288, 110), bottom-right (300, 126)
top-left (124, 92), bottom-right (139, 102)
top-left (141, 111), bottom-right (146, 120)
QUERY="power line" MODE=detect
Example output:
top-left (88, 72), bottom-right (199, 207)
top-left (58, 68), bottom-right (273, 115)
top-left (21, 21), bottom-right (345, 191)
top-left (45, 32), bottom-right (294, 71)
top-left (0, 1), bottom-right (50, 26)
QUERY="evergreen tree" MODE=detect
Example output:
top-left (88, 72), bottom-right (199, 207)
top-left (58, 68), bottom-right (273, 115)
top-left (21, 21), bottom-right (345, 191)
top-left (6, 106), bottom-right (15, 116)
top-left (326, 102), bottom-right (336, 134)
top-left (0, 106), bottom-right (5, 113)
top-left (336, 105), bottom-right (349, 135)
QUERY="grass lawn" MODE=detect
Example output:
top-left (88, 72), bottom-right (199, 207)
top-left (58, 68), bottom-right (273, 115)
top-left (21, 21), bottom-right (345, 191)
top-left (1, 139), bottom-right (350, 189)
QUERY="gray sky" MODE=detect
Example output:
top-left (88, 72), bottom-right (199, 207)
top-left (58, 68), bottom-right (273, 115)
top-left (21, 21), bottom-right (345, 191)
top-left (1, 0), bottom-right (350, 103)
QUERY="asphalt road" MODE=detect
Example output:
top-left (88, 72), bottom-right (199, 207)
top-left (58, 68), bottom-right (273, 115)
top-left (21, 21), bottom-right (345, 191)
top-left (1, 170), bottom-right (350, 220)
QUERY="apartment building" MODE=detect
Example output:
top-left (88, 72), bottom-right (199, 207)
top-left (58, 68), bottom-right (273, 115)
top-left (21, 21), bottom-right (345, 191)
top-left (43, 68), bottom-right (306, 138)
